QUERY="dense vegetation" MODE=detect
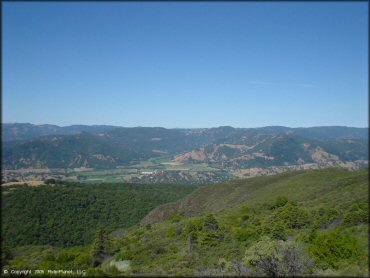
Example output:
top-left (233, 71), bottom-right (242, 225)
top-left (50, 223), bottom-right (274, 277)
top-left (2, 168), bottom-right (368, 276)
top-left (1, 182), bottom-right (198, 247)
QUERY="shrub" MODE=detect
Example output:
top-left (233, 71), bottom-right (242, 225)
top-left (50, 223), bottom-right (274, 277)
top-left (270, 221), bottom-right (287, 240)
top-left (235, 226), bottom-right (259, 242)
top-left (169, 213), bottom-right (183, 223)
top-left (313, 207), bottom-right (340, 228)
top-left (244, 236), bottom-right (314, 276)
top-left (183, 219), bottom-right (203, 237)
top-left (270, 196), bottom-right (289, 209)
top-left (343, 203), bottom-right (368, 227)
top-left (166, 227), bottom-right (176, 238)
top-left (274, 203), bottom-right (311, 229)
top-left (309, 228), bottom-right (364, 269)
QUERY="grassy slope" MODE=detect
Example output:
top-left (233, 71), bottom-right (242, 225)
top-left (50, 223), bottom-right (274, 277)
top-left (127, 168), bottom-right (369, 276)
top-left (141, 168), bottom-right (367, 225)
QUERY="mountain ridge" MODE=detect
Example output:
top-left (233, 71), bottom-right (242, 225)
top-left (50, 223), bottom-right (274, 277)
top-left (3, 123), bottom-right (368, 142)
top-left (2, 124), bottom-right (368, 182)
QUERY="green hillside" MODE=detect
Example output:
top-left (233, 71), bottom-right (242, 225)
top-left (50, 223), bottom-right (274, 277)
top-left (141, 168), bottom-right (367, 225)
top-left (1, 183), bottom-right (198, 247)
top-left (2, 168), bottom-right (368, 276)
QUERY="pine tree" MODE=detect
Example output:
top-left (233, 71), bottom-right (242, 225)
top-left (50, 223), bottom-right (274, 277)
top-left (204, 214), bottom-right (219, 231)
top-left (91, 228), bottom-right (112, 266)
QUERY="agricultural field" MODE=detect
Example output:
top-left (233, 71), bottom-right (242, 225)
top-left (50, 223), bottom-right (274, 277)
top-left (1, 156), bottom-right (226, 185)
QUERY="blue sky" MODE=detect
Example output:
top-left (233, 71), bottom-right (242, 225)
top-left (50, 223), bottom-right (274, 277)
top-left (3, 2), bottom-right (368, 128)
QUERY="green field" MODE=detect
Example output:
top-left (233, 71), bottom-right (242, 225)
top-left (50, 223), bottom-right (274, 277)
top-left (70, 156), bottom-right (220, 183)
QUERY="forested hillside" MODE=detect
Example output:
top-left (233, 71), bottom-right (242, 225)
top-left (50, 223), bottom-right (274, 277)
top-left (2, 123), bottom-right (118, 141)
top-left (1, 183), bottom-right (198, 247)
top-left (2, 168), bottom-right (368, 276)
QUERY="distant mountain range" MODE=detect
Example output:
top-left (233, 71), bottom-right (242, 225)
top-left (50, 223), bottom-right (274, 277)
top-left (2, 123), bottom-right (118, 141)
top-left (2, 123), bottom-right (368, 171)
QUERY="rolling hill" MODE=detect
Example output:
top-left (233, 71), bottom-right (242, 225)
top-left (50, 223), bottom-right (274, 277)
top-left (2, 123), bottom-right (118, 141)
top-left (2, 125), bottom-right (368, 172)
top-left (140, 168), bottom-right (368, 225)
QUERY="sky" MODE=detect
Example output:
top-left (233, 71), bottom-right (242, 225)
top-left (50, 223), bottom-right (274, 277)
top-left (3, 2), bottom-right (368, 128)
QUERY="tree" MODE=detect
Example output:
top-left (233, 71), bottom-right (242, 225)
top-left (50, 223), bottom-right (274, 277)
top-left (270, 196), bottom-right (288, 209)
top-left (91, 228), bottom-right (113, 266)
top-left (1, 245), bottom-right (13, 269)
top-left (188, 231), bottom-right (198, 252)
top-left (199, 214), bottom-right (225, 246)
top-left (44, 178), bottom-right (56, 185)
top-left (204, 214), bottom-right (219, 231)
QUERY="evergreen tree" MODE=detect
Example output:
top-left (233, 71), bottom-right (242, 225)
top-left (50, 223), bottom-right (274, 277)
top-left (91, 228), bottom-right (112, 266)
top-left (188, 231), bottom-right (198, 252)
top-left (204, 214), bottom-right (219, 231)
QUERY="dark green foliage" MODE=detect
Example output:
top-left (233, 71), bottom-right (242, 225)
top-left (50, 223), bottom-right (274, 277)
top-left (92, 228), bottom-right (113, 266)
top-left (169, 213), bottom-right (183, 223)
top-left (200, 215), bottom-right (224, 247)
top-left (44, 178), bottom-right (56, 185)
top-left (203, 214), bottom-right (219, 231)
top-left (188, 232), bottom-right (198, 252)
top-left (312, 207), bottom-right (340, 229)
top-left (2, 182), bottom-right (198, 247)
top-left (1, 246), bottom-right (13, 269)
top-left (182, 219), bottom-right (203, 237)
top-left (273, 202), bottom-right (311, 229)
top-left (166, 227), bottom-right (176, 238)
top-left (343, 202), bottom-right (368, 227)
top-left (264, 201), bottom-right (311, 240)
top-left (270, 196), bottom-right (288, 209)
top-left (309, 228), bottom-right (365, 269)
top-left (270, 221), bottom-right (288, 240)
top-left (4, 245), bottom-right (93, 273)
top-left (199, 232), bottom-right (223, 247)
top-left (234, 226), bottom-right (260, 243)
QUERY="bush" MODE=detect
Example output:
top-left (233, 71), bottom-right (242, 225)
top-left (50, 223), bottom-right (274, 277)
top-left (244, 236), bottom-right (314, 276)
top-left (183, 219), bottom-right (203, 237)
top-left (44, 178), bottom-right (56, 185)
top-left (270, 196), bottom-right (289, 209)
top-left (270, 221), bottom-right (287, 240)
top-left (169, 213), bottom-right (183, 223)
top-left (274, 203), bottom-right (311, 229)
top-left (309, 228), bottom-right (364, 269)
top-left (343, 203), bottom-right (368, 227)
top-left (235, 226), bottom-right (259, 242)
top-left (166, 227), bottom-right (176, 238)
top-left (313, 207), bottom-right (340, 228)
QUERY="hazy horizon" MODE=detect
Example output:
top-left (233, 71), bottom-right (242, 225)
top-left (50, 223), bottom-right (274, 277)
top-left (3, 122), bottom-right (368, 130)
